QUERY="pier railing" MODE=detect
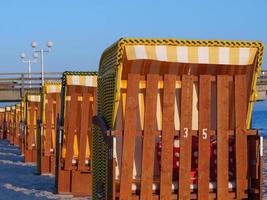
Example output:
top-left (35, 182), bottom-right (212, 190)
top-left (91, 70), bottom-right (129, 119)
top-left (0, 72), bottom-right (62, 102)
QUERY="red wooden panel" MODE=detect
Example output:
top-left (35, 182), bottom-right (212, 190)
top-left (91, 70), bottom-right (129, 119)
top-left (159, 74), bottom-right (176, 200)
top-left (77, 87), bottom-right (90, 171)
top-left (28, 103), bottom-right (35, 150)
top-left (44, 94), bottom-right (53, 156)
top-left (64, 86), bottom-right (78, 170)
top-left (198, 75), bottom-right (212, 200)
top-left (178, 75), bottom-right (193, 200)
top-left (54, 93), bottom-right (61, 150)
top-left (139, 74), bottom-right (159, 199)
top-left (88, 91), bottom-right (95, 161)
top-left (234, 75), bottom-right (248, 198)
top-left (119, 74), bottom-right (140, 200)
top-left (217, 75), bottom-right (230, 200)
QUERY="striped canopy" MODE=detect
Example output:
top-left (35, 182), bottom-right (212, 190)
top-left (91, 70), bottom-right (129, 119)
top-left (27, 95), bottom-right (41, 103)
top-left (125, 45), bottom-right (257, 65)
top-left (66, 75), bottom-right (97, 87)
top-left (44, 82), bottom-right (62, 94)
top-left (98, 38), bottom-right (264, 129)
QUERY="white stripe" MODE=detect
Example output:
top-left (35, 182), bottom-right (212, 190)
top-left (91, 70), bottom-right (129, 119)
top-left (177, 46), bottom-right (188, 63)
top-left (239, 48), bottom-right (250, 65)
top-left (50, 85), bottom-right (56, 93)
top-left (198, 47), bottom-right (209, 64)
top-left (85, 76), bottom-right (93, 86)
top-left (219, 47), bottom-right (230, 64)
top-left (134, 45), bottom-right (147, 59)
top-left (260, 136), bottom-right (263, 156)
top-left (72, 76), bottom-right (80, 85)
top-left (155, 46), bottom-right (167, 61)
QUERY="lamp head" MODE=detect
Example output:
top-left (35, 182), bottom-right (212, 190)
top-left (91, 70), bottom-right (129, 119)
top-left (47, 41), bottom-right (53, 48)
top-left (33, 52), bottom-right (38, 59)
top-left (20, 53), bottom-right (26, 59)
top-left (31, 41), bottom-right (37, 49)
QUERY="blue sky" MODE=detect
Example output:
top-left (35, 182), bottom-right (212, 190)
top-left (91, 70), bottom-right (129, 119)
top-left (0, 0), bottom-right (267, 73)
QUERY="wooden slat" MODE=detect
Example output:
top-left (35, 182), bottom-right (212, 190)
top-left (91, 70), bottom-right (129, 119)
top-left (77, 87), bottom-right (90, 170)
top-left (139, 74), bottom-right (159, 199)
top-left (235, 75), bottom-right (248, 198)
top-left (29, 103), bottom-right (35, 150)
top-left (88, 92), bottom-right (95, 163)
top-left (159, 74), bottom-right (176, 200)
top-left (119, 74), bottom-right (140, 200)
top-left (44, 94), bottom-right (53, 156)
top-left (53, 94), bottom-right (61, 149)
top-left (217, 75), bottom-right (230, 200)
top-left (64, 86), bottom-right (78, 170)
top-left (198, 75), bottom-right (212, 200)
top-left (178, 75), bottom-right (193, 200)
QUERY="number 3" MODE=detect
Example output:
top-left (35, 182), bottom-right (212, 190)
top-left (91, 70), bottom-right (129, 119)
top-left (183, 128), bottom-right (188, 138)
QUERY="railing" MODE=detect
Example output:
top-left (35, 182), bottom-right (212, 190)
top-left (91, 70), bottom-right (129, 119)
top-left (0, 72), bottom-right (62, 101)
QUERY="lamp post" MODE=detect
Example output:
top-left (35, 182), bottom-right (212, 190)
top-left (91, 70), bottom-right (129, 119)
top-left (20, 52), bottom-right (38, 88)
top-left (31, 41), bottom-right (53, 86)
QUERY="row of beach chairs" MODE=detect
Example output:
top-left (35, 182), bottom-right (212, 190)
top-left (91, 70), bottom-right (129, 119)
top-left (0, 38), bottom-right (264, 200)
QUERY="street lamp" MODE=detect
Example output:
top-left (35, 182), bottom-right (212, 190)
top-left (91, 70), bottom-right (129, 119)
top-left (31, 41), bottom-right (53, 86)
top-left (20, 52), bottom-right (38, 88)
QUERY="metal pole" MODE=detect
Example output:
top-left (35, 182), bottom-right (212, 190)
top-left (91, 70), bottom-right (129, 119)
top-left (28, 61), bottom-right (32, 88)
top-left (40, 48), bottom-right (44, 86)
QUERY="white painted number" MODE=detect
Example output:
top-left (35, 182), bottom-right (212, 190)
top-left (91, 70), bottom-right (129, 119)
top-left (202, 128), bottom-right (208, 140)
top-left (183, 128), bottom-right (188, 138)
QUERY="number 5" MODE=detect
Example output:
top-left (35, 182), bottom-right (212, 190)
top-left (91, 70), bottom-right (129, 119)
top-left (202, 128), bottom-right (208, 139)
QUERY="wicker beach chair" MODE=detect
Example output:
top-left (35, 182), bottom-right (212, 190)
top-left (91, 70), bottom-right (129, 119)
top-left (37, 82), bottom-right (62, 174)
top-left (56, 71), bottom-right (97, 196)
top-left (93, 38), bottom-right (264, 200)
top-left (24, 94), bottom-right (41, 163)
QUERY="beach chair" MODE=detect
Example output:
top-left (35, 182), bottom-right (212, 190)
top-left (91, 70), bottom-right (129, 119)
top-left (56, 71), bottom-right (97, 196)
top-left (9, 105), bottom-right (16, 145)
top-left (37, 82), bottom-right (61, 174)
top-left (13, 104), bottom-right (22, 146)
top-left (19, 98), bottom-right (26, 155)
top-left (24, 94), bottom-right (41, 163)
top-left (0, 108), bottom-right (5, 139)
top-left (5, 106), bottom-right (11, 141)
top-left (92, 38), bottom-right (264, 200)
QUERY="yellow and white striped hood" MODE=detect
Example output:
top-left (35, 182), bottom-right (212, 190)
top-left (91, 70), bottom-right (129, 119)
top-left (125, 45), bottom-right (257, 65)
top-left (66, 75), bottom-right (97, 87)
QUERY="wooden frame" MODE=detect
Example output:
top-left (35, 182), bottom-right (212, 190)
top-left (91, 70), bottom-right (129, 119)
top-left (5, 107), bottom-right (12, 141)
top-left (38, 83), bottom-right (61, 175)
top-left (13, 104), bottom-right (21, 146)
top-left (19, 99), bottom-right (27, 155)
top-left (93, 74), bottom-right (262, 200)
top-left (56, 72), bottom-right (97, 196)
top-left (93, 39), bottom-right (264, 200)
top-left (24, 94), bottom-right (41, 163)
top-left (0, 108), bottom-right (5, 139)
